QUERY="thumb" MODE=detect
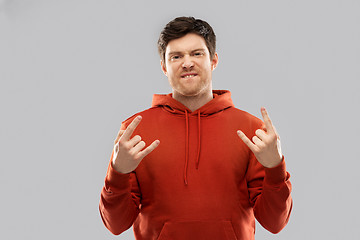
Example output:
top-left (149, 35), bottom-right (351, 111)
top-left (114, 129), bottom-right (126, 145)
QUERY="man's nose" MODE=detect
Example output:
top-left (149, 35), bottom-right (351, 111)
top-left (182, 55), bottom-right (194, 69)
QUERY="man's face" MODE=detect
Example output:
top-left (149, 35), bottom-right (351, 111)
top-left (161, 33), bottom-right (218, 98)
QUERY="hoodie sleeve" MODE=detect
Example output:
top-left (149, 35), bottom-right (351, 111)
top-left (99, 149), bottom-right (141, 235)
top-left (246, 151), bottom-right (293, 234)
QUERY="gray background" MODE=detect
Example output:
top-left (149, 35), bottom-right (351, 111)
top-left (1, 0), bottom-right (359, 239)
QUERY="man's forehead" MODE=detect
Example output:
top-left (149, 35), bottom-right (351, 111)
top-left (165, 33), bottom-right (208, 55)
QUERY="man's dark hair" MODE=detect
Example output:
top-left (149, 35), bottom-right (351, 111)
top-left (157, 16), bottom-right (216, 63)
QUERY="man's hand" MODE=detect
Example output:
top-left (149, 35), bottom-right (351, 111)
top-left (112, 115), bottom-right (160, 174)
top-left (237, 107), bottom-right (282, 168)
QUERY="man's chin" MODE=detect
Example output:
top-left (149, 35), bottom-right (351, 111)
top-left (175, 88), bottom-right (210, 98)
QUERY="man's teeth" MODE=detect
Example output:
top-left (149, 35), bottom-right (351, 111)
top-left (183, 74), bottom-right (195, 78)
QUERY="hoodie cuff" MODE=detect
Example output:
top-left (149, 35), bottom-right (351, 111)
top-left (106, 163), bottom-right (131, 191)
top-left (264, 156), bottom-right (287, 186)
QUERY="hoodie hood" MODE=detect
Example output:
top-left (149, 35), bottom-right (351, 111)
top-left (152, 90), bottom-right (234, 116)
top-left (151, 90), bottom-right (234, 185)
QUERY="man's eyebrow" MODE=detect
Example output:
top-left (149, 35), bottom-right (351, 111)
top-left (167, 51), bottom-right (182, 56)
top-left (167, 48), bottom-right (206, 56)
top-left (191, 48), bottom-right (206, 53)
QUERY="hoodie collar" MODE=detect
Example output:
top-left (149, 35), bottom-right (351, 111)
top-left (151, 90), bottom-right (234, 115)
top-left (151, 90), bottom-right (234, 185)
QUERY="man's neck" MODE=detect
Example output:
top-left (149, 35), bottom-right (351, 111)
top-left (172, 89), bottom-right (213, 112)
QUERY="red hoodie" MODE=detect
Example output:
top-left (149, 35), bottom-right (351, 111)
top-left (99, 90), bottom-right (292, 240)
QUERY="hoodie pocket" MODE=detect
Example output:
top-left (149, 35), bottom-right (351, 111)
top-left (157, 220), bottom-right (237, 240)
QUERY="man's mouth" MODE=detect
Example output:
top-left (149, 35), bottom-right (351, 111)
top-left (181, 73), bottom-right (198, 78)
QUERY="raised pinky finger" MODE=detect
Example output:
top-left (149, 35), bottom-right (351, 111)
top-left (237, 130), bottom-right (256, 151)
top-left (138, 140), bottom-right (160, 159)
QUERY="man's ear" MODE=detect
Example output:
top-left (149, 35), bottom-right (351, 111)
top-left (211, 52), bottom-right (219, 71)
top-left (160, 60), bottom-right (167, 76)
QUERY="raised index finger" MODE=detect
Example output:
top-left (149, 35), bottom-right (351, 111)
top-left (260, 107), bottom-right (275, 134)
top-left (121, 115), bottom-right (142, 141)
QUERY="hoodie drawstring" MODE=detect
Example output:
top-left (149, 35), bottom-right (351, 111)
top-left (195, 111), bottom-right (201, 169)
top-left (184, 110), bottom-right (189, 185)
top-left (183, 110), bottom-right (202, 185)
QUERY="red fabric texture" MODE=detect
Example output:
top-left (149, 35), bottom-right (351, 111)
top-left (99, 90), bottom-right (292, 240)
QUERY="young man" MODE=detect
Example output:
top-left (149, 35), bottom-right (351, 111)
top-left (99, 17), bottom-right (292, 240)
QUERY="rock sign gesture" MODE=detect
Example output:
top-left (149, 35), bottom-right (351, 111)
top-left (237, 107), bottom-right (283, 168)
top-left (112, 116), bottom-right (160, 174)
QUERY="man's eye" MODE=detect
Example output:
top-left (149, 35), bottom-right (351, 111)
top-left (194, 52), bottom-right (204, 56)
top-left (171, 55), bottom-right (180, 60)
